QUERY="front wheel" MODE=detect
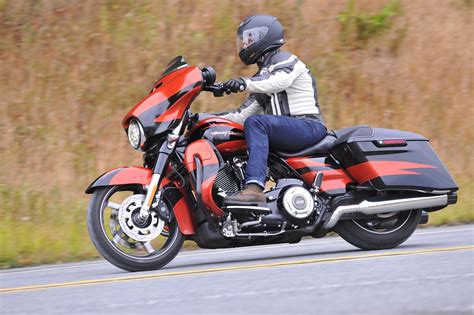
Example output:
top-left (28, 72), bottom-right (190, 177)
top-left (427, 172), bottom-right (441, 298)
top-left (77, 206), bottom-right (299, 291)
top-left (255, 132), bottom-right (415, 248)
top-left (334, 210), bottom-right (422, 250)
top-left (87, 185), bottom-right (184, 272)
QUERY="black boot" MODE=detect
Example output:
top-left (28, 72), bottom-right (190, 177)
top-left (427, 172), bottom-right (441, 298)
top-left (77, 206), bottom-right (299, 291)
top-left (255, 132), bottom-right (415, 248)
top-left (223, 184), bottom-right (266, 205)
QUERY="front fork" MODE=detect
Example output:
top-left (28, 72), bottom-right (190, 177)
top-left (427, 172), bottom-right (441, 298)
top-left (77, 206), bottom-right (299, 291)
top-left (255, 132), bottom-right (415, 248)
top-left (138, 122), bottom-right (183, 220)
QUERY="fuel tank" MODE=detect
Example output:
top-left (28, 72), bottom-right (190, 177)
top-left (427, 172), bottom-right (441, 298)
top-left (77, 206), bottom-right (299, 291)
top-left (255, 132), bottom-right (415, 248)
top-left (187, 117), bottom-right (247, 156)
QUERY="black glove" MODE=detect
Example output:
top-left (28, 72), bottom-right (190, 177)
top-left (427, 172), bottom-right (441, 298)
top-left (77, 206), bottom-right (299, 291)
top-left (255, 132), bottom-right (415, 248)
top-left (188, 111), bottom-right (199, 124)
top-left (223, 78), bottom-right (246, 94)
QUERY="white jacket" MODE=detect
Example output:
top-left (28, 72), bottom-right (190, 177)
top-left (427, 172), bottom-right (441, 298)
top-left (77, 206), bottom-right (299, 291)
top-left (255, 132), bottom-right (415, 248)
top-left (221, 50), bottom-right (323, 125)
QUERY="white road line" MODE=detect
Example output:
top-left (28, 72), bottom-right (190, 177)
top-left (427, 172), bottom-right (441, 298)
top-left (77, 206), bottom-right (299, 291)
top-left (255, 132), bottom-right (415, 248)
top-left (1, 226), bottom-right (472, 276)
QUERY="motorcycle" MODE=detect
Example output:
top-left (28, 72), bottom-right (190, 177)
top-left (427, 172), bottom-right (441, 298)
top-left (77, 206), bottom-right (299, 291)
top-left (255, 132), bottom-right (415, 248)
top-left (85, 56), bottom-right (458, 272)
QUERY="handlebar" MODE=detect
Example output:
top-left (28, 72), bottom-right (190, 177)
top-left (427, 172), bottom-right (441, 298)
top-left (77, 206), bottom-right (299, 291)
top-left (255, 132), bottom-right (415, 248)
top-left (202, 82), bottom-right (225, 97)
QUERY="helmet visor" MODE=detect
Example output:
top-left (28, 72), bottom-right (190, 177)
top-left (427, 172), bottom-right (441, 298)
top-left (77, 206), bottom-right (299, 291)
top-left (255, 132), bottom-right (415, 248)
top-left (236, 26), bottom-right (269, 53)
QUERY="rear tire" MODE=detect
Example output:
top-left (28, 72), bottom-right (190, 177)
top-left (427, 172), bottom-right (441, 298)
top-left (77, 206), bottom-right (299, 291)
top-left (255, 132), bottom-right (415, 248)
top-left (334, 210), bottom-right (422, 250)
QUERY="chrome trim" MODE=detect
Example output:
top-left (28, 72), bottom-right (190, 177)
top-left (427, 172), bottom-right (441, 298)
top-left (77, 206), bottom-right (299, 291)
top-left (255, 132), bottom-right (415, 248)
top-left (225, 205), bottom-right (271, 213)
top-left (167, 120), bottom-right (184, 149)
top-left (239, 216), bottom-right (263, 228)
top-left (127, 119), bottom-right (146, 151)
top-left (235, 231), bottom-right (286, 237)
top-left (430, 190), bottom-right (451, 194)
top-left (234, 222), bottom-right (287, 237)
top-left (323, 195), bottom-right (448, 229)
top-left (139, 173), bottom-right (161, 218)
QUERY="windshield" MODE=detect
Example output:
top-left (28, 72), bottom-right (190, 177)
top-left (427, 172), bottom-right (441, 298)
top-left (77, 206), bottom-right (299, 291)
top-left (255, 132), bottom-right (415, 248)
top-left (161, 56), bottom-right (188, 77)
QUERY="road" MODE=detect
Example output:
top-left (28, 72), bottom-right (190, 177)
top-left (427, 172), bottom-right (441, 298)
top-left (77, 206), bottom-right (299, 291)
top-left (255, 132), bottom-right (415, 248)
top-left (1, 225), bottom-right (473, 315)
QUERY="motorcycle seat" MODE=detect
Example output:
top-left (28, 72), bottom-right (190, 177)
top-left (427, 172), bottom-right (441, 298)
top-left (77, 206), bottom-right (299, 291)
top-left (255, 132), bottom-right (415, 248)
top-left (273, 133), bottom-right (337, 158)
top-left (273, 125), bottom-right (374, 158)
top-left (333, 125), bottom-right (373, 146)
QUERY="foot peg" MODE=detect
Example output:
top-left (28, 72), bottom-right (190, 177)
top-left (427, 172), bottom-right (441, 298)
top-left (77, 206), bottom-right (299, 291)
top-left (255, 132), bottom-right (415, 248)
top-left (224, 205), bottom-right (271, 215)
top-left (312, 172), bottom-right (324, 193)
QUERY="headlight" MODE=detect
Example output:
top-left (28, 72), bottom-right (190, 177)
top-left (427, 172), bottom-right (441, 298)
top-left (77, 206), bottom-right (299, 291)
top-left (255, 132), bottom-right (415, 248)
top-left (127, 119), bottom-right (145, 150)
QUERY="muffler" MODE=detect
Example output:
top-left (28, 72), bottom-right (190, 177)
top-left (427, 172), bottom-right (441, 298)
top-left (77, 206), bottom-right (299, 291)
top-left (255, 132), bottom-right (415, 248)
top-left (323, 195), bottom-right (448, 229)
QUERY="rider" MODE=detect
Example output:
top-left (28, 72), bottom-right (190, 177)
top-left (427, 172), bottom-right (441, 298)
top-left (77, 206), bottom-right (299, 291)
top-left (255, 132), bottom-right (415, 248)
top-left (220, 15), bottom-right (327, 205)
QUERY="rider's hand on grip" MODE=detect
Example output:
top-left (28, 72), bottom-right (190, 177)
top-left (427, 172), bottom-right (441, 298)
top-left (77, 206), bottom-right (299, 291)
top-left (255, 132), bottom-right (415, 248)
top-left (223, 78), bottom-right (246, 94)
top-left (187, 111), bottom-right (200, 128)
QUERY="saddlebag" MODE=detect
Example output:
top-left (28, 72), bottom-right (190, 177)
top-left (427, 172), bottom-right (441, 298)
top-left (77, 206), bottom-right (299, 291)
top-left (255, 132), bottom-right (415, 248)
top-left (331, 126), bottom-right (458, 193)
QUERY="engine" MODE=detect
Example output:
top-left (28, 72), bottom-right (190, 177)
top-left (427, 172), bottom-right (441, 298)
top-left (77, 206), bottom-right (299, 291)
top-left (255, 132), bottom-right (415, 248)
top-left (279, 185), bottom-right (316, 223)
top-left (212, 158), bottom-right (246, 200)
top-left (266, 178), bottom-right (322, 227)
top-left (212, 159), bottom-right (322, 233)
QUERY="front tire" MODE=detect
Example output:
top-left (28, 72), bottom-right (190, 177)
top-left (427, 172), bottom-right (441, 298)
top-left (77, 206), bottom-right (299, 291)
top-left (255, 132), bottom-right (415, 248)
top-left (334, 210), bottom-right (422, 250)
top-left (87, 185), bottom-right (185, 272)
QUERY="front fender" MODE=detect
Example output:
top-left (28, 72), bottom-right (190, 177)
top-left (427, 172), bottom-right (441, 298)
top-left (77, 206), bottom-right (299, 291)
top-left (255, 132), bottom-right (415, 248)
top-left (85, 166), bottom-right (195, 235)
top-left (85, 166), bottom-right (152, 194)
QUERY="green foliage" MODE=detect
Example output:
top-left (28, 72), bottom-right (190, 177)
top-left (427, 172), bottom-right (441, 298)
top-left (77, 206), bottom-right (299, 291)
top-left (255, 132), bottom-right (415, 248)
top-left (459, 0), bottom-right (473, 7)
top-left (0, 184), bottom-right (97, 267)
top-left (338, 0), bottom-right (401, 48)
top-left (429, 179), bottom-right (474, 225)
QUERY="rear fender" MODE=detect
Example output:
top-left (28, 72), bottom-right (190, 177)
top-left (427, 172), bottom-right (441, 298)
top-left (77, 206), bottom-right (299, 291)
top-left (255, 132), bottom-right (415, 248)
top-left (85, 166), bottom-right (195, 235)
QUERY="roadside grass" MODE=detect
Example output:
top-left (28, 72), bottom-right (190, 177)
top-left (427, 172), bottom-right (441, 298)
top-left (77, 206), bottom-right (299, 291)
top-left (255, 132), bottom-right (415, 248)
top-left (429, 179), bottom-right (474, 226)
top-left (0, 185), bottom-right (96, 267)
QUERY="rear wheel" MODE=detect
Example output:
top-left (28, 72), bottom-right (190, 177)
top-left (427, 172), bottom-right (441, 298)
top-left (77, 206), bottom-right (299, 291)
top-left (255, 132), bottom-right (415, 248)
top-left (87, 185), bottom-right (184, 272)
top-left (334, 210), bottom-right (422, 250)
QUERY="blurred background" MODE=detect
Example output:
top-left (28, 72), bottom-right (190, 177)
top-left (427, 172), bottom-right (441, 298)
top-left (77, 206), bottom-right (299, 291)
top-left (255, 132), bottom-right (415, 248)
top-left (0, 0), bottom-right (472, 267)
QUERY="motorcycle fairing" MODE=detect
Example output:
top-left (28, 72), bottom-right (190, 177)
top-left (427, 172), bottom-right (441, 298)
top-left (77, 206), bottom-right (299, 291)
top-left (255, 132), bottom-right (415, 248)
top-left (85, 166), bottom-right (195, 235)
top-left (184, 139), bottom-right (225, 217)
top-left (160, 177), bottom-right (195, 235)
top-left (122, 66), bottom-right (203, 148)
top-left (286, 157), bottom-right (353, 195)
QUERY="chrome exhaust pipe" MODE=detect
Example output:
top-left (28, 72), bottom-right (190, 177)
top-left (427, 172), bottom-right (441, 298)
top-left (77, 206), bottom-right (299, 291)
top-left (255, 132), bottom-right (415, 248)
top-left (323, 195), bottom-right (448, 229)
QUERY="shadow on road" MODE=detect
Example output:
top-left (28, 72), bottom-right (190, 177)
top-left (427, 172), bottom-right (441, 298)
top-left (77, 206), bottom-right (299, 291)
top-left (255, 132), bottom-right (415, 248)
top-left (99, 242), bottom-right (446, 275)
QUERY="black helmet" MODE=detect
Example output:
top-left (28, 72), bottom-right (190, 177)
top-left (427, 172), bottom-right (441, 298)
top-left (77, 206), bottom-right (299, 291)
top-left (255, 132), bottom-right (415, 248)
top-left (236, 15), bottom-right (285, 65)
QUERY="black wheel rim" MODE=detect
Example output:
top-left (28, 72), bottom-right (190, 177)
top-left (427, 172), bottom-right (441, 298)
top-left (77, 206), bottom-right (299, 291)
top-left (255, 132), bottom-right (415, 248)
top-left (99, 185), bottom-right (179, 261)
top-left (351, 211), bottom-right (413, 235)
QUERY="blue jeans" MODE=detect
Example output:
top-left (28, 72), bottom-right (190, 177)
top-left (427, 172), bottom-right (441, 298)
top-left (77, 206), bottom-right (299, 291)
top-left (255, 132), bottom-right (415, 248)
top-left (244, 115), bottom-right (327, 188)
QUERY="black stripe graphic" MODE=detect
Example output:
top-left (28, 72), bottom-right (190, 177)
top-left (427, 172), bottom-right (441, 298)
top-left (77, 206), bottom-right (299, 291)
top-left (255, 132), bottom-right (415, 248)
top-left (309, 71), bottom-right (324, 124)
top-left (277, 91), bottom-right (290, 116)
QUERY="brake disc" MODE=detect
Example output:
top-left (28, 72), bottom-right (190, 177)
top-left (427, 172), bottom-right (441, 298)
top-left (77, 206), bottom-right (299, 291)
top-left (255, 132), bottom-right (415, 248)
top-left (117, 194), bottom-right (164, 242)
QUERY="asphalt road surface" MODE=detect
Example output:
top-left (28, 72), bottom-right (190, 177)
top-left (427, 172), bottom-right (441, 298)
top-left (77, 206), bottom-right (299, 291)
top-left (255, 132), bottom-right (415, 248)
top-left (1, 225), bottom-right (473, 315)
